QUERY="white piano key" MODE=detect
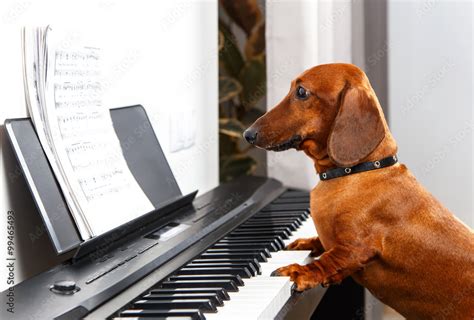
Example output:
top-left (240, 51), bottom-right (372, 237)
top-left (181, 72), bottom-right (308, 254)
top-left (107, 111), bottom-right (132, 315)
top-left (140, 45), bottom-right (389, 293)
top-left (283, 217), bottom-right (316, 247)
top-left (206, 276), bottom-right (291, 320)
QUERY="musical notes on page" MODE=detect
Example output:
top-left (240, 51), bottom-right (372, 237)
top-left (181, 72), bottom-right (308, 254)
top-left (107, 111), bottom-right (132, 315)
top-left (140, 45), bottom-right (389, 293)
top-left (22, 26), bottom-right (154, 239)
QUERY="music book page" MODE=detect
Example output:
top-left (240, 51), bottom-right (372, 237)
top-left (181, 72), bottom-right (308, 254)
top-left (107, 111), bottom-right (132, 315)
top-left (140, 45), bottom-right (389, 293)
top-left (22, 26), bottom-right (154, 239)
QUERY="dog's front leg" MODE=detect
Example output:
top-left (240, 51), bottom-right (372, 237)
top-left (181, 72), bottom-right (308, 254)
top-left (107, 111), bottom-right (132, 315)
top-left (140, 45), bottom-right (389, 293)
top-left (286, 236), bottom-right (325, 257)
top-left (273, 244), bottom-right (377, 291)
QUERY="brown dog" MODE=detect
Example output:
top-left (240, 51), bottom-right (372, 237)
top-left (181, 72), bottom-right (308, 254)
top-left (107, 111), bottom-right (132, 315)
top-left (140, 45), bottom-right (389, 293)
top-left (243, 63), bottom-right (474, 319)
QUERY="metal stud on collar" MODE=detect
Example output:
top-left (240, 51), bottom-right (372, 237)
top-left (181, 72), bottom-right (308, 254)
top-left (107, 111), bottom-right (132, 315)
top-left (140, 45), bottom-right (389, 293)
top-left (374, 161), bottom-right (381, 168)
top-left (322, 173), bottom-right (327, 179)
top-left (344, 168), bottom-right (351, 174)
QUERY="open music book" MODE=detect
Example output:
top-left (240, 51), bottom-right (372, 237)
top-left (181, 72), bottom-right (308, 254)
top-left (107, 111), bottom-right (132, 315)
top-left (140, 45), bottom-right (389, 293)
top-left (21, 26), bottom-right (154, 240)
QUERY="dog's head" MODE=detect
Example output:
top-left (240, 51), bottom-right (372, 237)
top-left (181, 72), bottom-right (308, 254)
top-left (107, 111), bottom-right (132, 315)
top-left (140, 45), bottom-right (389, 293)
top-left (243, 63), bottom-right (390, 167)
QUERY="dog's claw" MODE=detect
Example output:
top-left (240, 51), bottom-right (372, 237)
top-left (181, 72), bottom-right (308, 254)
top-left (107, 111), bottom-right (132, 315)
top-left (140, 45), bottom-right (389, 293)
top-left (270, 270), bottom-right (281, 277)
top-left (291, 283), bottom-right (301, 294)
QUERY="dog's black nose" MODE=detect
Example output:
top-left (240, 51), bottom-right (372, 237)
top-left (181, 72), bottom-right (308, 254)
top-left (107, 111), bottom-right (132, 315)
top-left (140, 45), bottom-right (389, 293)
top-left (243, 128), bottom-right (258, 144)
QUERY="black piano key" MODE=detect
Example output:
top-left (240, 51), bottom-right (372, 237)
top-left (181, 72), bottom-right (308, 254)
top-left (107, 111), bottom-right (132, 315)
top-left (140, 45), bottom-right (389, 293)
top-left (222, 236), bottom-right (285, 250)
top-left (161, 280), bottom-right (239, 292)
top-left (114, 317), bottom-right (195, 320)
top-left (255, 210), bottom-right (309, 218)
top-left (142, 293), bottom-right (224, 307)
top-left (247, 217), bottom-right (303, 226)
top-left (252, 213), bottom-right (309, 224)
top-left (186, 262), bottom-right (257, 276)
top-left (205, 248), bottom-right (272, 258)
top-left (262, 203), bottom-right (309, 212)
top-left (246, 216), bottom-right (302, 225)
top-left (190, 258), bottom-right (261, 274)
top-left (229, 230), bottom-right (290, 240)
top-left (149, 288), bottom-right (230, 301)
top-left (213, 242), bottom-right (278, 252)
top-left (235, 225), bottom-right (293, 236)
top-left (120, 308), bottom-right (205, 319)
top-left (177, 267), bottom-right (252, 278)
top-left (168, 274), bottom-right (244, 286)
top-left (133, 299), bottom-right (217, 313)
top-left (114, 317), bottom-right (194, 320)
top-left (242, 221), bottom-right (299, 231)
top-left (279, 191), bottom-right (309, 198)
top-left (200, 251), bottom-right (267, 262)
top-left (216, 237), bottom-right (279, 249)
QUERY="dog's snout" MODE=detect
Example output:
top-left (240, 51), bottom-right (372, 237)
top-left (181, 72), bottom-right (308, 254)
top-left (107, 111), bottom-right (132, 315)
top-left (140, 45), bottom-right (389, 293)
top-left (243, 128), bottom-right (258, 144)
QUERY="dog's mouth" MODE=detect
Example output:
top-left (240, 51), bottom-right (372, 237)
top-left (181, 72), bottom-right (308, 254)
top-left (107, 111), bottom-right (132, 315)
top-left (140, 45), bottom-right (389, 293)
top-left (266, 135), bottom-right (303, 152)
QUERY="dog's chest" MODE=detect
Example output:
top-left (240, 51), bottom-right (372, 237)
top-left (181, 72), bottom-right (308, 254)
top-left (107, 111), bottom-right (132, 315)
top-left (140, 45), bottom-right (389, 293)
top-left (309, 182), bottom-right (364, 249)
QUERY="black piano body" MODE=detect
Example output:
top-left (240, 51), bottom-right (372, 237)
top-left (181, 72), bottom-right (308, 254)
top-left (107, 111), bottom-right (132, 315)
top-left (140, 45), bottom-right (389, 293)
top-left (1, 105), bottom-right (352, 319)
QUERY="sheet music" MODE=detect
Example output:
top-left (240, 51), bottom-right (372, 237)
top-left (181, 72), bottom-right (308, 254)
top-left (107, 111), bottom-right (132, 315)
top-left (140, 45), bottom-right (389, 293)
top-left (22, 26), bottom-right (154, 239)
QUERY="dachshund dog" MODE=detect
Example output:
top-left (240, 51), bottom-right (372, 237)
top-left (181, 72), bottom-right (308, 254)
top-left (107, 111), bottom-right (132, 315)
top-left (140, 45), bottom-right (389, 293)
top-left (243, 63), bottom-right (474, 319)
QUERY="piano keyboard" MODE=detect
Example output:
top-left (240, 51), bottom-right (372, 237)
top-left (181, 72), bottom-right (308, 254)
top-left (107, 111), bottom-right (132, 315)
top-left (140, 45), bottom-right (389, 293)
top-left (113, 190), bottom-right (316, 320)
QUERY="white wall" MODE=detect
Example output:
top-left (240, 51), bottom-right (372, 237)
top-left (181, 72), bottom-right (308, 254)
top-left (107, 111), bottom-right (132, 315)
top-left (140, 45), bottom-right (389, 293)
top-left (388, 0), bottom-right (473, 227)
top-left (0, 0), bottom-right (218, 291)
top-left (266, 0), bottom-right (353, 190)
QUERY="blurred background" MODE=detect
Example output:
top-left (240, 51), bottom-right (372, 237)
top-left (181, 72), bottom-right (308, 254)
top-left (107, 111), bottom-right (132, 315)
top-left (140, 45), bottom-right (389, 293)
top-left (0, 0), bottom-right (471, 319)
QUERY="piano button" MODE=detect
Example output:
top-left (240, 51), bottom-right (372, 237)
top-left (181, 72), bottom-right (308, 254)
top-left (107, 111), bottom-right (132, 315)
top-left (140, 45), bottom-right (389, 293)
top-left (119, 308), bottom-right (205, 319)
top-left (186, 262), bottom-right (258, 276)
top-left (213, 242), bottom-right (278, 252)
top-left (142, 293), bottom-right (224, 307)
top-left (133, 299), bottom-right (217, 313)
top-left (205, 248), bottom-right (271, 258)
top-left (161, 280), bottom-right (239, 292)
top-left (200, 252), bottom-right (267, 262)
top-left (168, 275), bottom-right (245, 286)
top-left (150, 288), bottom-right (230, 301)
top-left (177, 267), bottom-right (252, 278)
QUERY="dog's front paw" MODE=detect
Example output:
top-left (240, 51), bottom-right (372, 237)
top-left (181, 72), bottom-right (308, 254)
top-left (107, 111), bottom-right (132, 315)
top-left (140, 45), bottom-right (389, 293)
top-left (286, 237), bottom-right (324, 257)
top-left (286, 238), bottom-right (313, 251)
top-left (271, 263), bottom-right (321, 291)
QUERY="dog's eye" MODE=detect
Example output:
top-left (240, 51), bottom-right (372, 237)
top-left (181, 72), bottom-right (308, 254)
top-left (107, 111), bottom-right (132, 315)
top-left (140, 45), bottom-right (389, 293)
top-left (296, 86), bottom-right (309, 100)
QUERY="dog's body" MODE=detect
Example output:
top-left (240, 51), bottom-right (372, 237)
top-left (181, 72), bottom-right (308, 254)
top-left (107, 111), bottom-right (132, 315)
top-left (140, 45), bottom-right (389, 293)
top-left (244, 63), bottom-right (474, 319)
top-left (312, 164), bottom-right (474, 319)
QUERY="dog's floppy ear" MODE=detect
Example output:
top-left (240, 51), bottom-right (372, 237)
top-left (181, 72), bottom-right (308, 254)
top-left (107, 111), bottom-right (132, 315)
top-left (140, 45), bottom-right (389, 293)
top-left (327, 86), bottom-right (385, 167)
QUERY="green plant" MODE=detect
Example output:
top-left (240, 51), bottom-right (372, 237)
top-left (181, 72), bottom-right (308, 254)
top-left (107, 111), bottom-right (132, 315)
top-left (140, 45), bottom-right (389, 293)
top-left (219, 0), bottom-right (266, 182)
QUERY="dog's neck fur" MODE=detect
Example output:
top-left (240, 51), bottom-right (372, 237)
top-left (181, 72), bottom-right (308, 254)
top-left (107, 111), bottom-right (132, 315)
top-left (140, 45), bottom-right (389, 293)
top-left (302, 131), bottom-right (398, 174)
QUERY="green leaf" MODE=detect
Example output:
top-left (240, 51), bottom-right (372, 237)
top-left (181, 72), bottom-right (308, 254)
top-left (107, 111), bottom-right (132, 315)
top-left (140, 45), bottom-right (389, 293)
top-left (220, 154), bottom-right (257, 182)
top-left (219, 76), bottom-right (242, 103)
top-left (219, 21), bottom-right (245, 78)
top-left (239, 54), bottom-right (266, 109)
top-left (219, 118), bottom-right (246, 138)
